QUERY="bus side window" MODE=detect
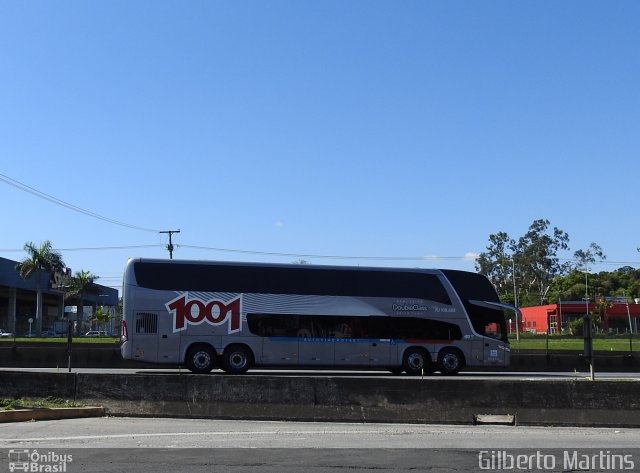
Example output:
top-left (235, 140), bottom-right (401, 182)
top-left (365, 317), bottom-right (393, 339)
top-left (297, 316), bottom-right (314, 338)
top-left (333, 322), bottom-right (352, 338)
top-left (283, 316), bottom-right (300, 338)
top-left (247, 314), bottom-right (267, 337)
top-left (313, 317), bottom-right (332, 338)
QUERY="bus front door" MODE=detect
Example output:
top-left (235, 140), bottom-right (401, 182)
top-left (482, 338), bottom-right (507, 366)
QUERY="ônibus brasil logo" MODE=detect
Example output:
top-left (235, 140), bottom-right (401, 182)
top-left (165, 294), bottom-right (242, 333)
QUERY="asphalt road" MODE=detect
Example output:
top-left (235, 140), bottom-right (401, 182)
top-left (2, 418), bottom-right (640, 472)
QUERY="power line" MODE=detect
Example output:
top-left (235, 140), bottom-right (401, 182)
top-left (1, 241), bottom-right (638, 266)
top-left (0, 172), bottom-right (160, 233)
top-left (177, 245), bottom-right (640, 266)
top-left (177, 244), bottom-right (478, 262)
top-left (56, 245), bottom-right (163, 252)
top-left (0, 245), bottom-right (163, 252)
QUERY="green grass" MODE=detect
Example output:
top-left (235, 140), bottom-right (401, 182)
top-left (0, 397), bottom-right (82, 411)
top-left (509, 334), bottom-right (640, 352)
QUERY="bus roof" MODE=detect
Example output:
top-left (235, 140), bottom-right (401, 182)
top-left (126, 257), bottom-right (455, 275)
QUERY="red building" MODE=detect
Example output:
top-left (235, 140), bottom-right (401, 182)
top-left (517, 300), bottom-right (640, 334)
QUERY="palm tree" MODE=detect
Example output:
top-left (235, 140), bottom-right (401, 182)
top-left (65, 270), bottom-right (99, 335)
top-left (91, 308), bottom-right (111, 332)
top-left (15, 241), bottom-right (65, 333)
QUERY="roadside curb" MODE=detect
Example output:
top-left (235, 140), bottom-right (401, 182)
top-left (0, 406), bottom-right (105, 423)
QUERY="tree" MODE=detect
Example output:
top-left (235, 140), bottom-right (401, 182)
top-left (476, 219), bottom-right (571, 306)
top-left (573, 242), bottom-right (606, 298)
top-left (573, 242), bottom-right (606, 271)
top-left (65, 270), bottom-right (99, 335)
top-left (572, 243), bottom-right (607, 331)
top-left (91, 308), bottom-right (111, 332)
top-left (591, 297), bottom-right (613, 333)
top-left (549, 265), bottom-right (640, 304)
top-left (514, 219), bottom-right (570, 306)
top-left (475, 232), bottom-right (516, 304)
top-left (15, 241), bottom-right (65, 333)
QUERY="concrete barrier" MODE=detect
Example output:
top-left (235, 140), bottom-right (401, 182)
top-left (1, 370), bottom-right (639, 426)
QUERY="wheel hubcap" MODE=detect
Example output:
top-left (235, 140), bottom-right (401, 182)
top-left (194, 351), bottom-right (211, 369)
top-left (407, 353), bottom-right (424, 370)
top-left (442, 354), bottom-right (459, 370)
top-left (230, 353), bottom-right (246, 369)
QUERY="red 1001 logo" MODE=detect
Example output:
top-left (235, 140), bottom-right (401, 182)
top-left (165, 294), bottom-right (242, 333)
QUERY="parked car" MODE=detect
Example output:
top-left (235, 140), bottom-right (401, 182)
top-left (41, 330), bottom-right (59, 338)
top-left (23, 331), bottom-right (38, 338)
top-left (0, 328), bottom-right (14, 338)
top-left (84, 330), bottom-right (108, 337)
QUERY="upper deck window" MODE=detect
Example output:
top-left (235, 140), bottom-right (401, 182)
top-left (133, 262), bottom-right (452, 305)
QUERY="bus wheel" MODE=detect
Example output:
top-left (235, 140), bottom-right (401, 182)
top-left (186, 345), bottom-right (215, 374)
top-left (223, 345), bottom-right (253, 374)
top-left (438, 348), bottom-right (464, 375)
top-left (402, 348), bottom-right (430, 376)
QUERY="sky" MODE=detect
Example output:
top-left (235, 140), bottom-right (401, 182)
top-left (1, 1), bottom-right (639, 292)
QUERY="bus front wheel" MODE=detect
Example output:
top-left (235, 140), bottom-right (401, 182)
top-left (402, 348), bottom-right (431, 376)
top-left (223, 345), bottom-right (253, 374)
top-left (186, 344), bottom-right (216, 374)
top-left (438, 348), bottom-right (464, 375)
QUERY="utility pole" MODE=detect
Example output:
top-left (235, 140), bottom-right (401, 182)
top-left (160, 230), bottom-right (180, 259)
top-left (583, 264), bottom-right (594, 380)
top-left (512, 259), bottom-right (520, 341)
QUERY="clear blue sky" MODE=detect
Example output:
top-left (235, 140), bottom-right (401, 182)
top-left (1, 1), bottom-right (639, 291)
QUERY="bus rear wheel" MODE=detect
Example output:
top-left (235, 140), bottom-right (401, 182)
top-left (223, 345), bottom-right (253, 374)
top-left (186, 345), bottom-right (216, 374)
top-left (438, 348), bottom-right (464, 375)
top-left (402, 348), bottom-right (431, 376)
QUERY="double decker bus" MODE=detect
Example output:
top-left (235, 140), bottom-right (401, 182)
top-left (121, 258), bottom-right (519, 375)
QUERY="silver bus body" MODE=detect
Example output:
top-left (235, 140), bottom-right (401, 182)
top-left (121, 258), bottom-right (516, 375)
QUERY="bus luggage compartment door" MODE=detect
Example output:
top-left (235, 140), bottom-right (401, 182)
top-left (369, 339), bottom-right (393, 366)
top-left (261, 337), bottom-right (299, 365)
top-left (157, 312), bottom-right (182, 363)
top-left (332, 318), bottom-right (369, 366)
top-left (334, 339), bottom-right (369, 366)
top-left (298, 338), bottom-right (334, 365)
